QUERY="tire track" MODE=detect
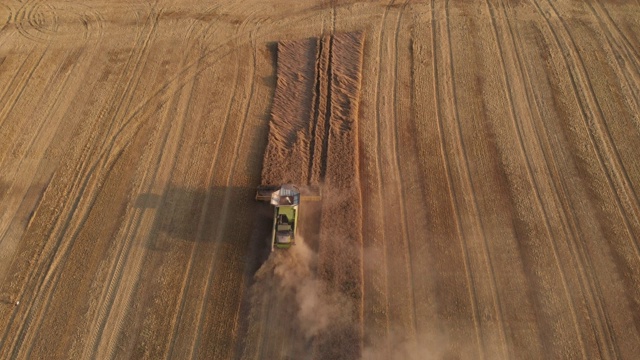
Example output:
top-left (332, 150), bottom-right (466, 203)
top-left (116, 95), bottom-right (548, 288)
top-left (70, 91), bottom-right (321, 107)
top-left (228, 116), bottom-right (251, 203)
top-left (485, 0), bottom-right (589, 357)
top-left (0, 47), bottom-right (86, 257)
top-left (0, 44), bottom-right (33, 120)
top-left (517, 20), bottom-right (620, 359)
top-left (592, 1), bottom-right (640, 77)
top-left (103, 7), bottom-right (359, 168)
top-left (0, 45), bottom-right (50, 167)
top-left (23, 0), bottom-right (153, 315)
top-left (0, 45), bottom-right (84, 182)
top-left (83, 16), bottom-right (208, 360)
top-left (0, 80), bottom-right (98, 358)
top-left (96, 77), bottom-right (195, 359)
top-left (429, 0), bottom-right (484, 356)
top-left (18, 37), bottom-right (160, 352)
top-left (364, 0), bottom-right (395, 355)
top-left (246, 287), bottom-right (272, 360)
top-left (98, 40), bottom-right (207, 360)
top-left (163, 44), bottom-right (240, 360)
top-left (0, 48), bottom-right (70, 239)
top-left (498, 1), bottom-right (619, 358)
top-left (88, 7), bottom-right (162, 176)
top-left (94, 22), bottom-right (252, 168)
top-left (20, 147), bottom-right (128, 360)
top-left (81, 10), bottom-right (199, 354)
top-left (154, 5), bottom-right (235, 352)
top-left (1, 7), bottom-right (158, 357)
top-left (0, 38), bottom-right (112, 358)
top-left (584, 2), bottom-right (640, 130)
top-left (443, 0), bottom-right (508, 357)
top-left (389, 0), bottom-right (418, 340)
top-left (14, 0), bottom-right (105, 43)
top-left (189, 41), bottom-right (257, 360)
top-left (5, 9), bottom-right (254, 354)
top-left (534, 0), bottom-right (640, 265)
top-left (0, 46), bottom-right (48, 133)
top-left (531, 0), bottom-right (640, 354)
top-left (7, 127), bottom-right (127, 359)
top-left (0, 3), bottom-right (11, 33)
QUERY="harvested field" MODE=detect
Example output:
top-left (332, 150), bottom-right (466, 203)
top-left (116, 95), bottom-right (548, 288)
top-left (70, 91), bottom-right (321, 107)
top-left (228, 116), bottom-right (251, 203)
top-left (1, 1), bottom-right (640, 359)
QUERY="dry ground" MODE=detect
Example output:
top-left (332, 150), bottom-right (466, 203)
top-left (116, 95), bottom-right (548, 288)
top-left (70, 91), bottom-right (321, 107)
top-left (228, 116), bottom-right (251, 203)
top-left (1, 0), bottom-right (640, 359)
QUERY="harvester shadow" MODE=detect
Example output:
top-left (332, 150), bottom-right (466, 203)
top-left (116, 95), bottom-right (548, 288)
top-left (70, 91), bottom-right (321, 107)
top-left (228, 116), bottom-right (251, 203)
top-left (135, 186), bottom-right (272, 260)
top-left (131, 38), bottom-right (280, 255)
top-left (133, 184), bottom-right (324, 271)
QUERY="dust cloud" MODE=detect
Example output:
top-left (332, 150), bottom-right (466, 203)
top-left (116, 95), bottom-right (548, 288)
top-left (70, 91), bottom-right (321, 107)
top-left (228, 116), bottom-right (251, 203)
top-left (249, 234), bottom-right (449, 359)
top-left (252, 237), bottom-right (354, 342)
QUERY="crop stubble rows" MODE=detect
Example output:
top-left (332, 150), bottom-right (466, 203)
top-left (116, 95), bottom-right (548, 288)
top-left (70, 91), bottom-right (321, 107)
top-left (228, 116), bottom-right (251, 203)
top-left (0, 1), bottom-right (639, 359)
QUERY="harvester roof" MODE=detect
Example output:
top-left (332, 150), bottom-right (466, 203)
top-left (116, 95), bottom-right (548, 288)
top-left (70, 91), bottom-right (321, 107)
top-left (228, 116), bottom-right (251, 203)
top-left (271, 184), bottom-right (300, 206)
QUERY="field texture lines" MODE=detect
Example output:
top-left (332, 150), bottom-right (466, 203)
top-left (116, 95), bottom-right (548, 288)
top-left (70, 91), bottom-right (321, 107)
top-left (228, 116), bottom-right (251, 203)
top-left (1, 1), bottom-right (640, 359)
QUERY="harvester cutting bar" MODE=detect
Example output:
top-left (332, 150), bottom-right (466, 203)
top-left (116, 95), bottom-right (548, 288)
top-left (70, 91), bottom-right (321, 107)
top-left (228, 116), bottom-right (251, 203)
top-left (255, 185), bottom-right (322, 202)
top-left (256, 185), bottom-right (280, 201)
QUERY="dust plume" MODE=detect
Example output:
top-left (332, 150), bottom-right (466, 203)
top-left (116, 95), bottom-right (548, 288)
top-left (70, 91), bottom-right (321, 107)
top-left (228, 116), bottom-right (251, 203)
top-left (252, 237), bottom-right (354, 343)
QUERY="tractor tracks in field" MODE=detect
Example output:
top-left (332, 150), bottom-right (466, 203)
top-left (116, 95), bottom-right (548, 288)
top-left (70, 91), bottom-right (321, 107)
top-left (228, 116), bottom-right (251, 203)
top-left (531, 4), bottom-right (640, 316)
top-left (495, 1), bottom-right (624, 358)
top-left (360, 0), bottom-right (419, 354)
top-left (165, 45), bottom-right (240, 358)
top-left (389, 0), bottom-right (418, 342)
top-left (11, 4), bottom-right (255, 354)
top-left (0, 46), bottom-right (48, 132)
top-left (0, 18), bottom-right (113, 358)
top-left (99, 67), bottom-right (201, 360)
top-left (87, 6), bottom-right (256, 358)
top-left (589, 1), bottom-right (640, 86)
top-left (362, 1), bottom-right (395, 353)
top-left (0, 5), bottom-right (159, 358)
top-left (584, 1), bottom-right (640, 140)
top-left (486, 0), bottom-right (587, 357)
top-left (0, 48), bottom-right (79, 239)
top-left (0, 3), bottom-right (10, 34)
top-left (440, 0), bottom-right (510, 357)
top-left (14, 0), bottom-right (105, 43)
top-left (189, 39), bottom-right (257, 360)
top-left (428, 0), bottom-right (485, 357)
top-left (87, 15), bottom-right (208, 360)
top-left (163, 41), bottom-right (240, 360)
top-left (529, 0), bottom-right (640, 355)
top-left (0, 46), bottom-right (89, 288)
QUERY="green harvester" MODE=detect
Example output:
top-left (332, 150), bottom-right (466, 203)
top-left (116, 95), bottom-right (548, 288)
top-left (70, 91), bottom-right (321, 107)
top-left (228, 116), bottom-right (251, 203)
top-left (255, 184), bottom-right (320, 251)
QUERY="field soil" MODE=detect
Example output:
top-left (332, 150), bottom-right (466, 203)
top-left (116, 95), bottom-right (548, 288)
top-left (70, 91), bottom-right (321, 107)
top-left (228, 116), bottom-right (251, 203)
top-left (1, 1), bottom-right (640, 359)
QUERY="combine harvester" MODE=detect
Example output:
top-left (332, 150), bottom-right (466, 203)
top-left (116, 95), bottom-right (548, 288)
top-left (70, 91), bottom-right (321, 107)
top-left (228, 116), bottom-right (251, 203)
top-left (256, 184), bottom-right (321, 251)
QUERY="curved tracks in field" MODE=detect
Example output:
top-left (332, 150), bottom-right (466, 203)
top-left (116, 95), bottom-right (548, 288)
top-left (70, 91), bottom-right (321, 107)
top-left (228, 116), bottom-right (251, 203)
top-left (1, 0), bottom-right (640, 359)
top-left (13, 0), bottom-right (105, 43)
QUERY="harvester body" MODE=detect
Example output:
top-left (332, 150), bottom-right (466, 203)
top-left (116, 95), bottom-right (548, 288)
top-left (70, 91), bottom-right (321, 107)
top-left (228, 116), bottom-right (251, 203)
top-left (255, 184), bottom-right (320, 251)
top-left (269, 184), bottom-right (300, 250)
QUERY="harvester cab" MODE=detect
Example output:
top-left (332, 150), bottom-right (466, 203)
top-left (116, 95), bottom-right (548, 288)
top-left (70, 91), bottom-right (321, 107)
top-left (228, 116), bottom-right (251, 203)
top-left (255, 184), bottom-right (321, 251)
